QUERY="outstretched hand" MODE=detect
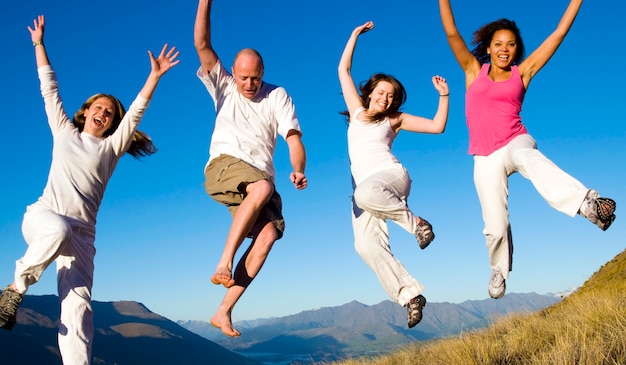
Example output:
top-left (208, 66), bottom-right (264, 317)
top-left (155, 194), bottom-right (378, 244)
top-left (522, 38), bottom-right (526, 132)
top-left (432, 75), bottom-right (449, 96)
top-left (148, 44), bottom-right (181, 77)
top-left (27, 15), bottom-right (45, 43)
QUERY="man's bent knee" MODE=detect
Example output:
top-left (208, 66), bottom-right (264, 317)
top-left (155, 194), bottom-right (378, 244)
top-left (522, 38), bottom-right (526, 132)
top-left (245, 179), bottom-right (274, 202)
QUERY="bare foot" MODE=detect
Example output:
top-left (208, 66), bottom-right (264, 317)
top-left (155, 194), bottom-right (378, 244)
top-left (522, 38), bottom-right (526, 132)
top-left (210, 269), bottom-right (235, 288)
top-left (210, 313), bottom-right (241, 337)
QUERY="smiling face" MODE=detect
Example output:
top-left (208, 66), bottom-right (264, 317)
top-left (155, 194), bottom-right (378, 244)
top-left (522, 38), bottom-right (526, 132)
top-left (367, 80), bottom-right (396, 114)
top-left (487, 29), bottom-right (518, 69)
top-left (82, 96), bottom-right (116, 138)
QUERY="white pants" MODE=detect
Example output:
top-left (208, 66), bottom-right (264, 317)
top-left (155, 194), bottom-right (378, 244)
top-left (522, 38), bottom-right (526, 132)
top-left (473, 134), bottom-right (589, 279)
top-left (16, 204), bottom-right (95, 365)
top-left (351, 164), bottom-right (424, 306)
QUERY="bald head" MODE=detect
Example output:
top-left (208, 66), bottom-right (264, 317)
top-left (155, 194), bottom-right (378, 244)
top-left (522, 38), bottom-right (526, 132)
top-left (232, 48), bottom-right (264, 99)
top-left (234, 48), bottom-right (264, 69)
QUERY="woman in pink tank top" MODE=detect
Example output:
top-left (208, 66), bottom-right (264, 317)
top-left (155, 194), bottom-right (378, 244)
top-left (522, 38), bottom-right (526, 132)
top-left (438, 0), bottom-right (616, 300)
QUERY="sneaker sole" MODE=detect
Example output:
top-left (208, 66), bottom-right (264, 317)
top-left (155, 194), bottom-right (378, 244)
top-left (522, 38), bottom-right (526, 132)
top-left (599, 214), bottom-right (616, 231)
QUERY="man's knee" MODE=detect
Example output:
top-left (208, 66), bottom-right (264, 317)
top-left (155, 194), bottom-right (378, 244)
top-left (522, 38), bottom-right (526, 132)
top-left (245, 179), bottom-right (274, 203)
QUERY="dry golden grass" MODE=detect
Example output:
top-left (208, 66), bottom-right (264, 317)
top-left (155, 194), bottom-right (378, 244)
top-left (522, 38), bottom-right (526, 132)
top-left (331, 249), bottom-right (626, 365)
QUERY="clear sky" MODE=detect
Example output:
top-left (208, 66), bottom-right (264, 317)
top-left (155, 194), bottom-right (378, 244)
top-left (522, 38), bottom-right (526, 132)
top-left (1, 0), bottom-right (624, 323)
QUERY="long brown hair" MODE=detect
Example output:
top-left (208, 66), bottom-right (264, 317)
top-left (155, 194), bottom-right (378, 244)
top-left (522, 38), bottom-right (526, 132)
top-left (72, 93), bottom-right (157, 158)
top-left (340, 73), bottom-right (407, 122)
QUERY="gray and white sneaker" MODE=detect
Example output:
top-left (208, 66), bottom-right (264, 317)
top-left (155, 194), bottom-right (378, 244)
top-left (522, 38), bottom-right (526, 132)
top-left (415, 217), bottom-right (435, 249)
top-left (0, 286), bottom-right (23, 330)
top-left (580, 191), bottom-right (616, 231)
top-left (488, 269), bottom-right (506, 299)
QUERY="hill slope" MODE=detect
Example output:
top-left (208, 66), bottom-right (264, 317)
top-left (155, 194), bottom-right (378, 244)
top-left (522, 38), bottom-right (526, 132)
top-left (334, 248), bottom-right (626, 365)
top-left (0, 296), bottom-right (261, 365)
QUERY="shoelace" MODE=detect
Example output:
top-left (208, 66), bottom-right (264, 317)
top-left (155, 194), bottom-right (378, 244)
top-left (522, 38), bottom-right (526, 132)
top-left (490, 271), bottom-right (504, 287)
top-left (416, 220), bottom-right (433, 239)
top-left (0, 292), bottom-right (22, 316)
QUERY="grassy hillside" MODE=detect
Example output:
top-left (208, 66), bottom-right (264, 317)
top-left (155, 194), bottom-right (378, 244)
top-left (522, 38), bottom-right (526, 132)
top-left (333, 249), bottom-right (626, 365)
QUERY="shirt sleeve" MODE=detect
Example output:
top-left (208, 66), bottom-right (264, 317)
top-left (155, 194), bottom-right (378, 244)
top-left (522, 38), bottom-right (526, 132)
top-left (197, 61), bottom-right (232, 109)
top-left (272, 87), bottom-right (301, 139)
top-left (107, 94), bottom-right (150, 157)
top-left (38, 65), bottom-right (73, 135)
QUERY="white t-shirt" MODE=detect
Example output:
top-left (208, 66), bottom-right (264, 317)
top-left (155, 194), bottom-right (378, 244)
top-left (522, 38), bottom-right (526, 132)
top-left (197, 61), bottom-right (301, 179)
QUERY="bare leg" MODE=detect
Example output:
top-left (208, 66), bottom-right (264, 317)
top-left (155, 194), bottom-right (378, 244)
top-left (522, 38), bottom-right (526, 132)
top-left (211, 220), bottom-right (277, 337)
top-left (211, 180), bottom-right (274, 288)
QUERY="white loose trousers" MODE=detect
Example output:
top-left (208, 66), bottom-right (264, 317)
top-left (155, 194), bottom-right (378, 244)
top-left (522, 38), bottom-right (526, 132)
top-left (16, 203), bottom-right (96, 365)
top-left (473, 134), bottom-right (589, 279)
top-left (351, 163), bottom-right (424, 306)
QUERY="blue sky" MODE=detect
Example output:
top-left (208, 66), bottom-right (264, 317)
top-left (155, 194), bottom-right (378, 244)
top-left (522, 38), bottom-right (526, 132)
top-left (0, 0), bottom-right (624, 323)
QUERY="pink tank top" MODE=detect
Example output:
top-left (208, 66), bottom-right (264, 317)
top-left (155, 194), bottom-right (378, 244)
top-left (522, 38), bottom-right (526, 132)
top-left (465, 64), bottom-right (528, 156)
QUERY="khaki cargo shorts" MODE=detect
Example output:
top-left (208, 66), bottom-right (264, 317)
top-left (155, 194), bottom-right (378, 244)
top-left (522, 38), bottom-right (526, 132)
top-left (204, 154), bottom-right (285, 239)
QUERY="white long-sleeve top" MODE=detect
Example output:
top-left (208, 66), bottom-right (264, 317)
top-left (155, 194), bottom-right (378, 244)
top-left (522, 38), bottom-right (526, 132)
top-left (32, 65), bottom-right (150, 225)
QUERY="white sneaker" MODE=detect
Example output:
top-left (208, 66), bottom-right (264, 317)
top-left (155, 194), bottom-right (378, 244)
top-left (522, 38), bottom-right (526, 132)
top-left (580, 191), bottom-right (616, 231)
top-left (488, 269), bottom-right (506, 299)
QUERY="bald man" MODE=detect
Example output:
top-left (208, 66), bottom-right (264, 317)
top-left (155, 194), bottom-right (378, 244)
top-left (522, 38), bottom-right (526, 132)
top-left (193, 0), bottom-right (308, 337)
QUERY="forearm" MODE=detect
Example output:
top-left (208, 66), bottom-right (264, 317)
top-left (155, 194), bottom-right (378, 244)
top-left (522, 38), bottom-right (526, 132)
top-left (194, 0), bottom-right (212, 50)
top-left (290, 143), bottom-right (306, 173)
top-left (432, 95), bottom-right (450, 134)
top-left (138, 71), bottom-right (161, 100)
top-left (287, 134), bottom-right (306, 173)
top-left (438, 0), bottom-right (458, 36)
top-left (555, 0), bottom-right (583, 37)
top-left (33, 43), bottom-right (50, 68)
top-left (338, 33), bottom-right (359, 75)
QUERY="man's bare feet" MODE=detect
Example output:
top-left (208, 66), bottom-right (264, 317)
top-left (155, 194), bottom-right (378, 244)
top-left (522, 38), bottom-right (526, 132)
top-left (210, 269), bottom-right (235, 288)
top-left (210, 313), bottom-right (240, 337)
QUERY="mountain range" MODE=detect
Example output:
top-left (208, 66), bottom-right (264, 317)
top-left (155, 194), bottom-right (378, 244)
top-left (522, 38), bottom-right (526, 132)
top-left (0, 289), bottom-right (564, 364)
top-left (178, 292), bottom-right (565, 364)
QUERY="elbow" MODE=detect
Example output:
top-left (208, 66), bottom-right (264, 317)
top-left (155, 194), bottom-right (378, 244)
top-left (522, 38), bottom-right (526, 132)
top-left (434, 119), bottom-right (448, 134)
top-left (431, 126), bottom-right (446, 134)
top-left (194, 35), bottom-right (211, 52)
top-left (194, 39), bottom-right (206, 51)
top-left (446, 32), bottom-right (461, 42)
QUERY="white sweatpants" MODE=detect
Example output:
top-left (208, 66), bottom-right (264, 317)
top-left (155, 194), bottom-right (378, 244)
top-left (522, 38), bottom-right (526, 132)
top-left (16, 204), bottom-right (95, 365)
top-left (473, 134), bottom-right (589, 279)
top-left (351, 163), bottom-right (425, 306)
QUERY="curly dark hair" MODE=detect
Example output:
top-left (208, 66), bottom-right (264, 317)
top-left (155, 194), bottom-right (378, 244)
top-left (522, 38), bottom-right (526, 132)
top-left (471, 18), bottom-right (525, 66)
top-left (340, 73), bottom-right (407, 122)
top-left (72, 93), bottom-right (157, 158)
